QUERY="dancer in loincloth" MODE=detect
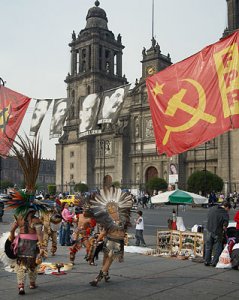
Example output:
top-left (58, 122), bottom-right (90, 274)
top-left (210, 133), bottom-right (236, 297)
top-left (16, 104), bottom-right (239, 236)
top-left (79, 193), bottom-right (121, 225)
top-left (4, 135), bottom-right (48, 295)
top-left (69, 206), bottom-right (96, 264)
top-left (9, 203), bottom-right (44, 295)
top-left (88, 187), bottom-right (133, 286)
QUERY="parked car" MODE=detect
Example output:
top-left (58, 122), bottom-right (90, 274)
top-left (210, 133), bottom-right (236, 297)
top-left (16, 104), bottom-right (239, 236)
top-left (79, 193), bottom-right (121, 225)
top-left (60, 195), bottom-right (80, 206)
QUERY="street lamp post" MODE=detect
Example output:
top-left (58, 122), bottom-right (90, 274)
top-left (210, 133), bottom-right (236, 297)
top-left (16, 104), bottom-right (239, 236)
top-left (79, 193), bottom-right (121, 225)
top-left (70, 179), bottom-right (75, 194)
top-left (204, 142), bottom-right (208, 197)
top-left (99, 139), bottom-right (110, 187)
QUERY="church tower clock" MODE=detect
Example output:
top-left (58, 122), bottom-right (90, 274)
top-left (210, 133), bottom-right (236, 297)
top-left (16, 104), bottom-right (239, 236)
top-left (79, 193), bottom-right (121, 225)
top-left (141, 37), bottom-right (172, 80)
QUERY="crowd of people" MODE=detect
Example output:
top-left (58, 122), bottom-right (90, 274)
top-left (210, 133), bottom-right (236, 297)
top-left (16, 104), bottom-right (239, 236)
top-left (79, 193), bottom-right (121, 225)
top-left (204, 196), bottom-right (239, 269)
top-left (2, 186), bottom-right (134, 295)
top-left (208, 191), bottom-right (239, 208)
top-left (3, 183), bottom-right (239, 295)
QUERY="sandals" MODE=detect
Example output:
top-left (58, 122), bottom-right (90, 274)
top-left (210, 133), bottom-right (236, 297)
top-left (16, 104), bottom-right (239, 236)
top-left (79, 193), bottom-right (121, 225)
top-left (29, 283), bottom-right (38, 289)
top-left (89, 270), bottom-right (104, 286)
top-left (103, 272), bottom-right (110, 282)
top-left (18, 284), bottom-right (25, 295)
top-left (18, 287), bottom-right (25, 295)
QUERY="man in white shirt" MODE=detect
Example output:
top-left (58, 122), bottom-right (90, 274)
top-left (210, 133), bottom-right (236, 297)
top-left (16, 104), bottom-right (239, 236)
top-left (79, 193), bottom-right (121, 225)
top-left (135, 210), bottom-right (146, 247)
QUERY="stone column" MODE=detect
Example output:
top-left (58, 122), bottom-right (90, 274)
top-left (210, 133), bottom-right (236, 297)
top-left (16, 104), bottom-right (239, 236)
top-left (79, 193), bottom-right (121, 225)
top-left (92, 43), bottom-right (99, 72)
top-left (116, 51), bottom-right (122, 76)
top-left (71, 49), bottom-right (77, 75)
top-left (102, 46), bottom-right (105, 71)
top-left (85, 46), bottom-right (89, 71)
top-left (78, 50), bottom-right (82, 73)
top-left (110, 50), bottom-right (114, 75)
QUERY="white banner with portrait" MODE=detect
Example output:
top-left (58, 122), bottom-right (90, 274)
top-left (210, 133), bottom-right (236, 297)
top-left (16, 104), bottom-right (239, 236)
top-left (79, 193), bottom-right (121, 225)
top-left (97, 84), bottom-right (131, 125)
top-left (30, 99), bottom-right (52, 137)
top-left (169, 163), bottom-right (178, 184)
top-left (78, 93), bottom-right (101, 136)
top-left (49, 98), bottom-right (68, 139)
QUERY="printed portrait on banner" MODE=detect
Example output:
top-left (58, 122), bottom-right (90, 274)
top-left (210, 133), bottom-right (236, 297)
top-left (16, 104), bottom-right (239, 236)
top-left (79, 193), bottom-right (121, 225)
top-left (98, 85), bottom-right (130, 125)
top-left (49, 98), bottom-right (68, 139)
top-left (78, 93), bottom-right (101, 138)
top-left (30, 99), bottom-right (52, 137)
top-left (169, 163), bottom-right (178, 184)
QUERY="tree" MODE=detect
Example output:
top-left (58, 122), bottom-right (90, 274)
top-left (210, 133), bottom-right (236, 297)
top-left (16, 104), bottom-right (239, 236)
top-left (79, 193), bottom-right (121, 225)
top-left (146, 177), bottom-right (168, 194)
top-left (0, 180), bottom-right (14, 191)
top-left (48, 184), bottom-right (56, 195)
top-left (112, 181), bottom-right (120, 188)
top-left (187, 170), bottom-right (224, 195)
top-left (74, 182), bottom-right (88, 193)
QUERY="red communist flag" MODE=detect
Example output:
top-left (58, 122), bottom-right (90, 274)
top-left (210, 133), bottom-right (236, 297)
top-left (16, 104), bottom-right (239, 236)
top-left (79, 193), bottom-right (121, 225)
top-left (0, 85), bottom-right (31, 156)
top-left (146, 31), bottom-right (239, 156)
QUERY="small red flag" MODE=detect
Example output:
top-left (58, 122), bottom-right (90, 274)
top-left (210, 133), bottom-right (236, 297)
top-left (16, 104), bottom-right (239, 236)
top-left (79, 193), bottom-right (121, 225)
top-left (146, 31), bottom-right (239, 156)
top-left (0, 85), bottom-right (31, 156)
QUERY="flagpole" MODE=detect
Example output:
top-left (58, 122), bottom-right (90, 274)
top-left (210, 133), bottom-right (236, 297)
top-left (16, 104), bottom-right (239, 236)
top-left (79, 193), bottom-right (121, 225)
top-left (152, 0), bottom-right (154, 39)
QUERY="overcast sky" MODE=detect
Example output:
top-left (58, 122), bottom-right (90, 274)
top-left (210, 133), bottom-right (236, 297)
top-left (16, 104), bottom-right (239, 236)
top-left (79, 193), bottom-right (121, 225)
top-left (0, 0), bottom-right (227, 159)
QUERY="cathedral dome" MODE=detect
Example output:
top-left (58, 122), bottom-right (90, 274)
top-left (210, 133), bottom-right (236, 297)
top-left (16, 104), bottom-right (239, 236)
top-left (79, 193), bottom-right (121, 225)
top-left (85, 1), bottom-right (108, 29)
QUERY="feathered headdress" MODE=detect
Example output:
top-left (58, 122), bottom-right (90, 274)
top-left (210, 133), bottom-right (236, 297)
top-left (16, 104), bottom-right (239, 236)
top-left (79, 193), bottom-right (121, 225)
top-left (8, 134), bottom-right (41, 194)
top-left (2, 189), bottom-right (47, 217)
top-left (89, 187), bottom-right (133, 231)
top-left (2, 134), bottom-right (47, 217)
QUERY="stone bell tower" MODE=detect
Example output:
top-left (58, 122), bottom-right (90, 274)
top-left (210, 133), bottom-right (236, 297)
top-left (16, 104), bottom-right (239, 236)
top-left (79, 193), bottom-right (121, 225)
top-left (56, 1), bottom-right (128, 191)
top-left (64, 0), bottom-right (128, 130)
top-left (65, 0), bottom-right (127, 96)
top-left (223, 0), bottom-right (239, 36)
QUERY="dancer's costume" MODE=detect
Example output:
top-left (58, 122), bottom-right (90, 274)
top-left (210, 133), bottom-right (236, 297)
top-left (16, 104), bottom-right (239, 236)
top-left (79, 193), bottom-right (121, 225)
top-left (87, 232), bottom-right (104, 265)
top-left (69, 212), bottom-right (96, 264)
top-left (2, 135), bottom-right (48, 295)
top-left (88, 187), bottom-right (133, 286)
top-left (40, 202), bottom-right (62, 256)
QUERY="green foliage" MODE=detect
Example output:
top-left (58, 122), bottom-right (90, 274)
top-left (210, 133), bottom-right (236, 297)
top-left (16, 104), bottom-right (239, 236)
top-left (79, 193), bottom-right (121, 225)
top-left (112, 181), bottom-right (121, 188)
top-left (0, 180), bottom-right (14, 190)
top-left (19, 181), bottom-right (26, 189)
top-left (146, 177), bottom-right (168, 194)
top-left (187, 170), bottom-right (224, 195)
top-left (48, 184), bottom-right (56, 195)
top-left (74, 182), bottom-right (88, 193)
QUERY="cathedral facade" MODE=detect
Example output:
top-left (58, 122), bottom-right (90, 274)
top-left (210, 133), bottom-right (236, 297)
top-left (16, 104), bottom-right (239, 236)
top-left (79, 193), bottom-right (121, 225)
top-left (56, 0), bottom-right (239, 195)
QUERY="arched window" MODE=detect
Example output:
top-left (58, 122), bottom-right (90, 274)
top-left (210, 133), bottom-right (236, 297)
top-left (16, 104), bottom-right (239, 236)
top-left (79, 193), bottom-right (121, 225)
top-left (103, 175), bottom-right (112, 188)
top-left (145, 166), bottom-right (158, 183)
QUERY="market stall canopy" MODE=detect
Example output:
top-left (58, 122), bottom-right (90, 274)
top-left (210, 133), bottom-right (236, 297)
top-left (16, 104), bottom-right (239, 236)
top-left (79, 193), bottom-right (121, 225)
top-left (151, 189), bottom-right (208, 205)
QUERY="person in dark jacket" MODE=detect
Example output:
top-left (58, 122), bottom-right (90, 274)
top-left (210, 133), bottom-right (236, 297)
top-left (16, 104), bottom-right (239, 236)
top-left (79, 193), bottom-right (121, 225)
top-left (204, 201), bottom-right (231, 267)
top-left (0, 201), bottom-right (4, 222)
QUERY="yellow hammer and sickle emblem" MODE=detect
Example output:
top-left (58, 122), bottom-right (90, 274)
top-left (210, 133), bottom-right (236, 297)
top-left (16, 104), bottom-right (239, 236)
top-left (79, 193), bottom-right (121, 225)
top-left (0, 104), bottom-right (11, 132)
top-left (153, 79), bottom-right (216, 145)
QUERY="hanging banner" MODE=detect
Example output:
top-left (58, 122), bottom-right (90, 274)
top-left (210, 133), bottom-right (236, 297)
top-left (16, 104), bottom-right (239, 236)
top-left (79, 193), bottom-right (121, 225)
top-left (79, 93), bottom-right (101, 137)
top-left (97, 84), bottom-right (131, 125)
top-left (0, 85), bottom-right (31, 156)
top-left (169, 163), bottom-right (178, 184)
top-left (49, 98), bottom-right (68, 139)
top-left (146, 31), bottom-right (239, 156)
top-left (29, 99), bottom-right (52, 137)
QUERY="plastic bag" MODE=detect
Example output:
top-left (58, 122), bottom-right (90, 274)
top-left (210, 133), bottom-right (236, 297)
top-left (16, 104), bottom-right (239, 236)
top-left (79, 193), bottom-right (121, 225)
top-left (216, 244), bottom-right (231, 269)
